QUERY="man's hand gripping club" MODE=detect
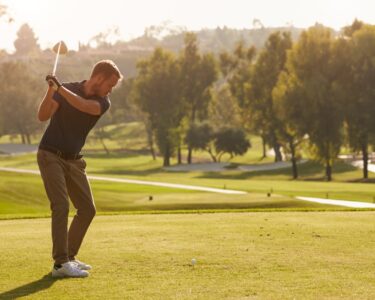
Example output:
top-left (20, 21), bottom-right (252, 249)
top-left (46, 75), bottom-right (62, 91)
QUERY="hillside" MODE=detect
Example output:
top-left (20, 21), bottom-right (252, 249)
top-left (0, 26), bottom-right (307, 80)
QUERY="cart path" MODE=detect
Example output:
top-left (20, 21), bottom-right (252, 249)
top-left (350, 160), bottom-right (375, 173)
top-left (164, 160), bottom-right (308, 172)
top-left (296, 196), bottom-right (375, 208)
top-left (0, 167), bottom-right (246, 195)
top-left (0, 144), bottom-right (38, 155)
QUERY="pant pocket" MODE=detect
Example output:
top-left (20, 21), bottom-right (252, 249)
top-left (37, 150), bottom-right (59, 168)
top-left (70, 158), bottom-right (86, 170)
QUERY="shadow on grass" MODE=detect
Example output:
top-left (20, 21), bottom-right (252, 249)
top-left (84, 151), bottom-right (165, 176)
top-left (83, 150), bottom-right (146, 159)
top-left (196, 161), bottom-right (358, 181)
top-left (0, 273), bottom-right (62, 299)
top-left (347, 178), bottom-right (375, 184)
top-left (96, 200), bottom-right (329, 211)
top-left (91, 166), bottom-right (163, 177)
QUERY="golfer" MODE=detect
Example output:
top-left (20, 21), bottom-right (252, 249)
top-left (37, 60), bottom-right (122, 278)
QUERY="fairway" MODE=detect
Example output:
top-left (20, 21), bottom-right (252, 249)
top-left (0, 212), bottom-right (374, 299)
top-left (0, 170), bottom-right (352, 220)
top-left (1, 151), bottom-right (375, 219)
top-left (0, 132), bottom-right (374, 299)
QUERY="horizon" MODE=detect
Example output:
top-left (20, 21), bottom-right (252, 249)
top-left (1, 0), bottom-right (374, 52)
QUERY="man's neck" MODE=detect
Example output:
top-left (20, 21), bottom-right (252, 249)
top-left (82, 80), bottom-right (94, 97)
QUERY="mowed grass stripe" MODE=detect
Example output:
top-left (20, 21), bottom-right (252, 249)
top-left (0, 152), bottom-right (374, 203)
top-left (0, 171), bottom-right (339, 219)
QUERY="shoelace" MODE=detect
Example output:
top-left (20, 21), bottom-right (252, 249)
top-left (73, 260), bottom-right (89, 268)
top-left (67, 262), bottom-right (84, 274)
top-left (71, 260), bottom-right (82, 267)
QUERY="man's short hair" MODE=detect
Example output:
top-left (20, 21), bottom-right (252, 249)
top-left (90, 60), bottom-right (123, 80)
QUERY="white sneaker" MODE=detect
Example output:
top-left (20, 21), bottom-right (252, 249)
top-left (51, 262), bottom-right (89, 278)
top-left (71, 259), bottom-right (92, 271)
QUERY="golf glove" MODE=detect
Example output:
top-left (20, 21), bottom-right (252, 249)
top-left (46, 75), bottom-right (62, 91)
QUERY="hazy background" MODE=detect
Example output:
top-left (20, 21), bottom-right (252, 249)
top-left (1, 0), bottom-right (374, 51)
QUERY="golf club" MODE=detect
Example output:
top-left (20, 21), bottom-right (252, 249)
top-left (51, 40), bottom-right (68, 76)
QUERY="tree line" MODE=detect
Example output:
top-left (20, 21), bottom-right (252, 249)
top-left (113, 20), bottom-right (375, 180)
top-left (0, 19), bottom-right (374, 181)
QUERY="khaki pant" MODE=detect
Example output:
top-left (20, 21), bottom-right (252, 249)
top-left (37, 149), bottom-right (96, 265)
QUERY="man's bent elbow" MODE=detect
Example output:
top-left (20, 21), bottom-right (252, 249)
top-left (84, 104), bottom-right (101, 116)
top-left (37, 112), bottom-right (50, 122)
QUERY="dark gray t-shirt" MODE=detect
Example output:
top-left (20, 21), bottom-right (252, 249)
top-left (40, 81), bottom-right (111, 154)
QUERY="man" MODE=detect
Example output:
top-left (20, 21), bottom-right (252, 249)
top-left (37, 60), bottom-right (122, 278)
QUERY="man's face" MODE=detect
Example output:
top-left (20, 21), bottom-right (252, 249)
top-left (92, 74), bottom-right (120, 97)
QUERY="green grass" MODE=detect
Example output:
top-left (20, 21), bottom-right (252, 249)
top-left (0, 212), bottom-right (375, 299)
top-left (0, 171), bottom-right (341, 219)
top-left (86, 122), bottom-right (277, 164)
top-left (0, 148), bottom-right (374, 219)
top-left (0, 121), bottom-right (374, 217)
top-left (1, 123), bottom-right (375, 298)
top-left (85, 122), bottom-right (150, 151)
top-left (0, 122), bottom-right (276, 164)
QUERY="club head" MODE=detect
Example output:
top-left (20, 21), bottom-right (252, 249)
top-left (51, 41), bottom-right (68, 75)
top-left (52, 41), bottom-right (68, 55)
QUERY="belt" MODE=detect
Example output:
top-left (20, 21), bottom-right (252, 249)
top-left (39, 145), bottom-right (83, 160)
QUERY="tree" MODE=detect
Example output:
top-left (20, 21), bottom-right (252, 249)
top-left (133, 48), bottom-right (184, 166)
top-left (180, 32), bottom-right (218, 164)
top-left (0, 3), bottom-right (7, 19)
top-left (92, 127), bottom-right (111, 155)
top-left (247, 31), bottom-right (293, 162)
top-left (208, 83), bottom-right (242, 129)
top-left (0, 2), bottom-right (7, 140)
top-left (337, 23), bottom-right (375, 179)
top-left (89, 27), bottom-right (121, 49)
top-left (109, 77), bottom-right (159, 159)
top-left (219, 42), bottom-right (259, 154)
top-left (185, 122), bottom-right (215, 161)
top-left (220, 42), bottom-right (256, 107)
top-left (286, 25), bottom-right (344, 181)
top-left (0, 3), bottom-right (13, 24)
top-left (185, 123), bottom-right (250, 162)
top-left (0, 61), bottom-right (43, 143)
top-left (273, 71), bottom-right (306, 179)
top-left (214, 127), bottom-right (251, 162)
top-left (342, 19), bottom-right (364, 37)
top-left (14, 23), bottom-right (40, 56)
top-left (110, 78), bottom-right (140, 123)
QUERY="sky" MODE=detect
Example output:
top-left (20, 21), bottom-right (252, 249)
top-left (0, 0), bottom-right (374, 52)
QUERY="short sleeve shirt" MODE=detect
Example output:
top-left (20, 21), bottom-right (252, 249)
top-left (40, 81), bottom-right (111, 154)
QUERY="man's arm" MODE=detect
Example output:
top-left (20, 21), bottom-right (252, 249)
top-left (58, 86), bottom-right (101, 116)
top-left (46, 75), bottom-right (102, 116)
top-left (37, 86), bottom-right (60, 122)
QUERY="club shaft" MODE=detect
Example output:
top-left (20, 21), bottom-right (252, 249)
top-left (52, 42), bottom-right (61, 76)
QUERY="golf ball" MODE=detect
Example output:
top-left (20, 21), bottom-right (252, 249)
top-left (191, 258), bottom-right (197, 265)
